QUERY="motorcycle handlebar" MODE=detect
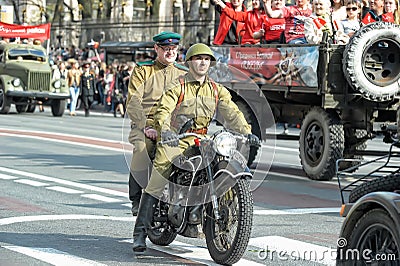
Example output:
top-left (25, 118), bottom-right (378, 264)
top-left (158, 131), bottom-right (249, 146)
top-left (158, 132), bottom-right (200, 146)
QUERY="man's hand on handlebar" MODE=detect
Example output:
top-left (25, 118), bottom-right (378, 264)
top-left (247, 134), bottom-right (261, 147)
top-left (161, 130), bottom-right (179, 147)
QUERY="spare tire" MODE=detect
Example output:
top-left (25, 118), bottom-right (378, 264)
top-left (343, 22), bottom-right (400, 102)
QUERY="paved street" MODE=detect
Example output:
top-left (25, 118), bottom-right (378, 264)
top-left (0, 108), bottom-right (392, 265)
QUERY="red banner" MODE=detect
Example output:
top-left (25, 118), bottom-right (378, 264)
top-left (0, 22), bottom-right (51, 40)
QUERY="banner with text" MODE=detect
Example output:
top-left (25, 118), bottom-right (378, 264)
top-left (0, 22), bottom-right (51, 40)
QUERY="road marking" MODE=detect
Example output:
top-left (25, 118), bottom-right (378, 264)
top-left (0, 214), bottom-right (134, 226)
top-left (122, 239), bottom-right (263, 266)
top-left (254, 207), bottom-right (340, 215)
top-left (0, 166), bottom-right (127, 198)
top-left (46, 186), bottom-right (83, 194)
top-left (249, 236), bottom-right (335, 265)
top-left (3, 246), bottom-right (107, 266)
top-left (0, 173), bottom-right (18, 179)
top-left (81, 194), bottom-right (123, 203)
top-left (14, 179), bottom-right (49, 187)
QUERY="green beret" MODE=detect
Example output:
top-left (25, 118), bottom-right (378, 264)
top-left (153, 31), bottom-right (181, 46)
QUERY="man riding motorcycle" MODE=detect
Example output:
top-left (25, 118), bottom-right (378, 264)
top-left (132, 43), bottom-right (260, 253)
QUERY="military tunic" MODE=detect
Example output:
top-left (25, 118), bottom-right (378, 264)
top-left (145, 73), bottom-right (252, 197)
top-left (127, 60), bottom-right (188, 131)
top-left (80, 72), bottom-right (96, 110)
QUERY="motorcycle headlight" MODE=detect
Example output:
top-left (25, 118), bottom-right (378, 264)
top-left (53, 80), bottom-right (61, 89)
top-left (214, 132), bottom-right (237, 157)
top-left (12, 78), bottom-right (21, 87)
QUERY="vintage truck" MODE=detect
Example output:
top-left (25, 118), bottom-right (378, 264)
top-left (0, 42), bottom-right (69, 116)
top-left (209, 22), bottom-right (400, 181)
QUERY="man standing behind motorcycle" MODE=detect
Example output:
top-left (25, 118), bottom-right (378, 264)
top-left (132, 43), bottom-right (260, 253)
top-left (126, 31), bottom-right (187, 216)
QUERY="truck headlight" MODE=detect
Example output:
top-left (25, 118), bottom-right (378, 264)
top-left (53, 80), bottom-right (61, 89)
top-left (12, 78), bottom-right (21, 87)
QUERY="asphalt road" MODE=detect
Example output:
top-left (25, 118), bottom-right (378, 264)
top-left (0, 108), bottom-right (394, 265)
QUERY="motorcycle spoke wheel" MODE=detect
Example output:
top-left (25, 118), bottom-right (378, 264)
top-left (205, 179), bottom-right (253, 265)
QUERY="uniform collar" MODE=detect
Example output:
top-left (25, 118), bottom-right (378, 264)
top-left (186, 72), bottom-right (209, 85)
top-left (155, 59), bottom-right (175, 69)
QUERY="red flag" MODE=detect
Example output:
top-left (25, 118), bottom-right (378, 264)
top-left (313, 17), bottom-right (327, 29)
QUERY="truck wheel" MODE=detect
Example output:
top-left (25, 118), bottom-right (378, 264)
top-left (341, 129), bottom-right (367, 171)
top-left (299, 107), bottom-right (344, 180)
top-left (337, 208), bottom-right (400, 265)
top-left (16, 104), bottom-right (28, 113)
top-left (349, 173), bottom-right (400, 203)
top-left (236, 101), bottom-right (261, 167)
top-left (343, 22), bottom-right (400, 102)
top-left (51, 100), bottom-right (65, 117)
top-left (0, 85), bottom-right (11, 114)
top-left (27, 104), bottom-right (36, 113)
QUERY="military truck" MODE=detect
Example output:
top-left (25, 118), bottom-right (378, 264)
top-left (209, 22), bottom-right (400, 181)
top-left (0, 42), bottom-right (69, 116)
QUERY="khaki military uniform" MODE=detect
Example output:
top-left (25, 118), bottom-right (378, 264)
top-left (145, 73), bottom-right (252, 197)
top-left (126, 59), bottom-right (187, 190)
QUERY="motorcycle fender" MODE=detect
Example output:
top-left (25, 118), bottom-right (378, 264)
top-left (213, 160), bottom-right (252, 180)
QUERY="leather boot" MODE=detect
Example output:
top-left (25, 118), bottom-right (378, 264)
top-left (132, 192), bottom-right (157, 253)
top-left (129, 171), bottom-right (148, 216)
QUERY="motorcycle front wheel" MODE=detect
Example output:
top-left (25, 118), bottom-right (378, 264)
top-left (205, 179), bottom-right (253, 265)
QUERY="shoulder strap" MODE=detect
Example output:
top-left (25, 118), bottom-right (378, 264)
top-left (210, 78), bottom-right (219, 107)
top-left (177, 75), bottom-right (185, 107)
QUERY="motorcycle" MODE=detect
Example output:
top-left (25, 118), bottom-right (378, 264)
top-left (147, 127), bottom-right (256, 265)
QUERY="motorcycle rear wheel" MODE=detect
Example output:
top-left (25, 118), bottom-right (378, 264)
top-left (205, 179), bottom-right (253, 265)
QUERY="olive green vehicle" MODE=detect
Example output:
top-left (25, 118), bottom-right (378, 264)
top-left (210, 22), bottom-right (400, 180)
top-left (0, 43), bottom-right (69, 116)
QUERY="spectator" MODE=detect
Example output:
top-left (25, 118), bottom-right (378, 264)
top-left (264, 0), bottom-right (312, 44)
top-left (67, 61), bottom-right (81, 116)
top-left (212, 0), bottom-right (247, 45)
top-left (362, 0), bottom-right (394, 24)
top-left (336, 0), bottom-right (362, 44)
top-left (104, 65), bottom-right (116, 112)
top-left (331, 0), bottom-right (348, 21)
top-left (215, 0), bottom-right (267, 45)
top-left (254, 0), bottom-right (286, 44)
top-left (385, 0), bottom-right (400, 23)
top-left (304, 0), bottom-right (334, 44)
top-left (97, 62), bottom-right (107, 106)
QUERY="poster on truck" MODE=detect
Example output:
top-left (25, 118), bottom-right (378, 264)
top-left (209, 46), bottom-right (319, 88)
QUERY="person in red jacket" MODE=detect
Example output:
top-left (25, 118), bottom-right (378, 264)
top-left (361, 0), bottom-right (394, 24)
top-left (254, 0), bottom-right (286, 44)
top-left (214, 0), bottom-right (268, 45)
top-left (264, 0), bottom-right (312, 44)
top-left (212, 0), bottom-right (247, 45)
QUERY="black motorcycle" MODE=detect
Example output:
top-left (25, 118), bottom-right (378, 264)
top-left (147, 129), bottom-right (255, 265)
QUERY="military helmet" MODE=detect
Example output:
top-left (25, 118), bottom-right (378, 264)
top-left (185, 43), bottom-right (216, 65)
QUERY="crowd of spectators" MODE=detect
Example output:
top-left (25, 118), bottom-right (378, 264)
top-left (48, 46), bottom-right (143, 117)
top-left (212, 0), bottom-right (398, 45)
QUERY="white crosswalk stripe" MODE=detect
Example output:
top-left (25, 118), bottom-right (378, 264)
top-left (3, 246), bottom-right (107, 266)
top-left (46, 186), bottom-right (83, 194)
top-left (81, 194), bottom-right (124, 203)
top-left (14, 179), bottom-right (49, 187)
